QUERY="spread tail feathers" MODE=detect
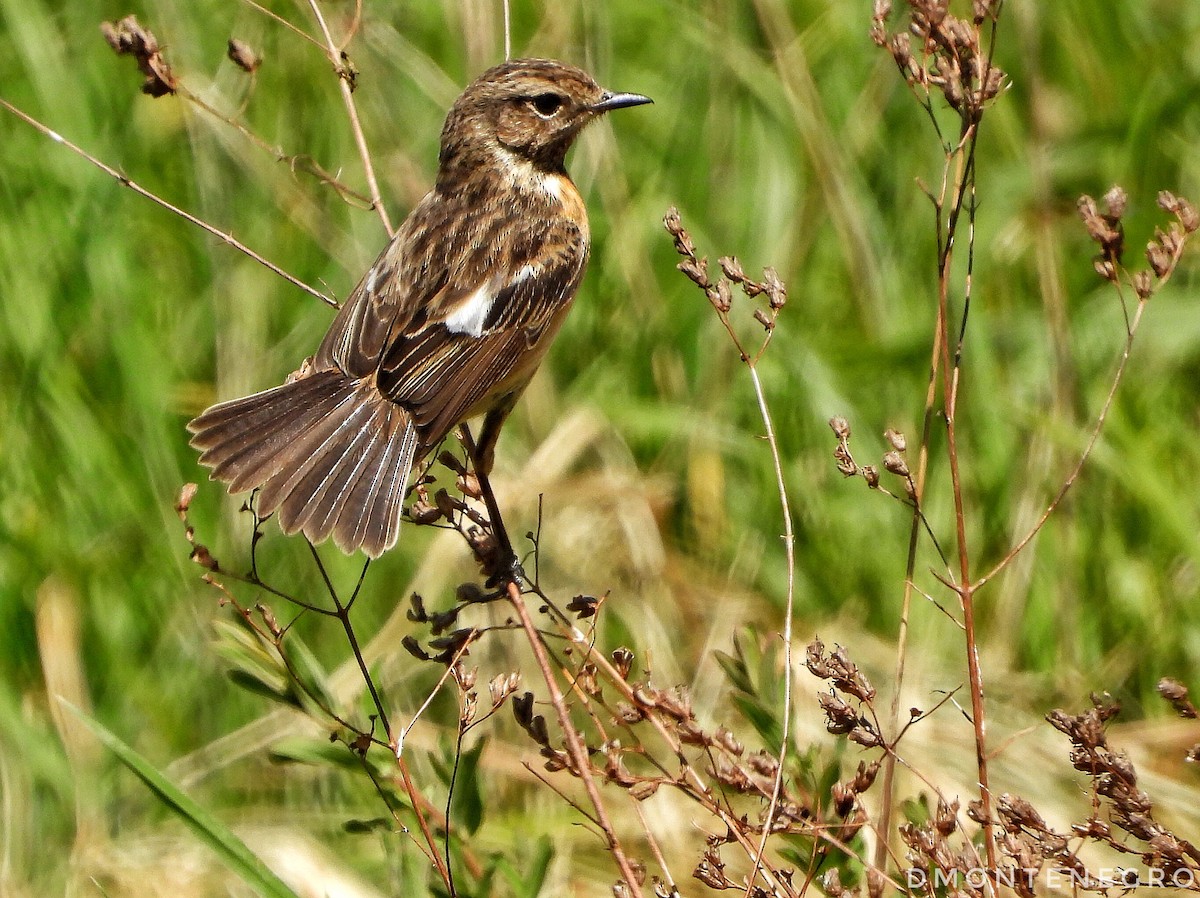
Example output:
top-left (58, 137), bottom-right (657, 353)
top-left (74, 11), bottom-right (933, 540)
top-left (187, 371), bottom-right (417, 558)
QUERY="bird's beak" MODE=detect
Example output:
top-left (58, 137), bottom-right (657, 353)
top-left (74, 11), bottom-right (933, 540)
top-left (592, 90), bottom-right (653, 113)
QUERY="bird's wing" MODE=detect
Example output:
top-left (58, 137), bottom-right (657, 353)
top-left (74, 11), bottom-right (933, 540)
top-left (378, 231), bottom-right (587, 444)
top-left (315, 192), bottom-right (588, 448)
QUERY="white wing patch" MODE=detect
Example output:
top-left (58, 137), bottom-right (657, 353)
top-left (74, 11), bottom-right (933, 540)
top-left (443, 282), bottom-right (497, 338)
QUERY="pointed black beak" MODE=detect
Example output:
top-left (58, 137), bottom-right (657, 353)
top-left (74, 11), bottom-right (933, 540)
top-left (592, 90), bottom-right (653, 113)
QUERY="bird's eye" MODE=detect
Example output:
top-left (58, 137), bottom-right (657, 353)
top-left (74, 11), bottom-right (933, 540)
top-left (528, 93), bottom-right (564, 118)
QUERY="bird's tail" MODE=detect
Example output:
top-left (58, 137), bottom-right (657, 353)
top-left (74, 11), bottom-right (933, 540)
top-left (187, 371), bottom-right (417, 558)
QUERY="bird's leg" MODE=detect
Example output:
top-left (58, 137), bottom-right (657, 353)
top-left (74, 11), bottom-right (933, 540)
top-left (459, 416), bottom-right (524, 587)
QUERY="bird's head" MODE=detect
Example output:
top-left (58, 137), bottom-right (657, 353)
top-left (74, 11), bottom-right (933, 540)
top-left (438, 58), bottom-right (651, 178)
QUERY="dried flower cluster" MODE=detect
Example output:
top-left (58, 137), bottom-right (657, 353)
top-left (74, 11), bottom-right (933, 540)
top-left (828, 418), bottom-right (916, 501)
top-left (1080, 186), bottom-right (1198, 296)
top-left (982, 697), bottom-right (1200, 894)
top-left (870, 0), bottom-right (1006, 122)
top-left (664, 207), bottom-right (786, 360)
top-left (101, 15), bottom-right (177, 97)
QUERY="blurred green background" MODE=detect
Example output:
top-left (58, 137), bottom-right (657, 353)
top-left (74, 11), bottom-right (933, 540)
top-left (3, 1), bottom-right (1200, 895)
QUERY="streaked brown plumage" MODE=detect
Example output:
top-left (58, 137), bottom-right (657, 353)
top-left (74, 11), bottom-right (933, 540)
top-left (188, 58), bottom-right (651, 558)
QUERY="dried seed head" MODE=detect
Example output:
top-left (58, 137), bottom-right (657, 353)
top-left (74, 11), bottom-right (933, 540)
top-left (718, 255), bottom-right (745, 283)
top-left (763, 267), bottom-right (787, 309)
top-left (862, 465), bottom-right (880, 488)
top-left (1159, 190), bottom-right (1200, 233)
top-left (706, 278), bottom-right (732, 312)
top-left (190, 544), bottom-right (219, 571)
top-left (677, 256), bottom-right (710, 289)
top-left (1078, 192), bottom-right (1124, 262)
top-left (883, 450), bottom-right (910, 478)
top-left (818, 692), bottom-right (858, 734)
top-left (1103, 185), bottom-right (1128, 219)
top-left (611, 647), bottom-right (635, 680)
top-left (175, 482), bottom-right (198, 518)
top-left (663, 206), bottom-right (696, 258)
top-left (1146, 239), bottom-right (1172, 279)
top-left (227, 37), bottom-right (262, 74)
top-left (101, 15), bottom-right (177, 97)
top-left (884, 428), bottom-right (907, 452)
top-left (829, 416), bottom-right (851, 439)
top-left (1132, 270), bottom-right (1154, 300)
top-left (1157, 677), bottom-right (1197, 718)
top-left (714, 726), bottom-right (744, 756)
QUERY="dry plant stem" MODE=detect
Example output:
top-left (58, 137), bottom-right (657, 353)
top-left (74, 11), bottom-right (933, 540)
top-left (744, 364), bottom-right (797, 898)
top-left (398, 756), bottom-right (455, 890)
top-left (580, 648), bottom-right (798, 898)
top-left (936, 128), bottom-right (998, 881)
top-left (239, 0), bottom-right (326, 49)
top-left (305, 546), bottom-right (452, 890)
top-left (0, 97), bottom-right (337, 308)
top-left (307, 0), bottom-right (395, 238)
top-left (976, 296), bottom-right (1148, 589)
top-left (874, 264), bottom-right (949, 871)
top-left (505, 581), bottom-right (646, 898)
top-left (502, 0), bottom-right (512, 59)
top-left (631, 799), bottom-right (678, 895)
top-left (178, 85), bottom-right (374, 208)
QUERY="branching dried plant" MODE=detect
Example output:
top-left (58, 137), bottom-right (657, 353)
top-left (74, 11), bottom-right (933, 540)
top-left (11, 1), bottom-right (1200, 896)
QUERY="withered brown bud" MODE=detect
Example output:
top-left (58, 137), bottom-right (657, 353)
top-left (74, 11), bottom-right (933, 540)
top-left (752, 308), bottom-right (774, 330)
top-left (101, 15), bottom-right (177, 97)
top-left (455, 581), bottom-right (485, 604)
top-left (175, 482), bottom-right (198, 518)
top-left (1159, 191), bottom-right (1200, 233)
top-left (862, 465), bottom-right (880, 488)
top-left (883, 450), bottom-right (909, 478)
top-left (488, 672), bottom-right (520, 706)
top-left (408, 497), bottom-right (442, 525)
top-left (884, 429), bottom-right (907, 452)
top-left (707, 279), bottom-right (732, 312)
top-left (818, 692), bottom-right (858, 734)
top-left (763, 267), bottom-right (787, 309)
top-left (1132, 270), bottom-right (1154, 299)
top-left (832, 782), bottom-right (856, 817)
top-left (1103, 185), bottom-right (1128, 219)
top-left (227, 38), bottom-right (261, 73)
top-left (437, 450), bottom-right (466, 474)
top-left (190, 544), bottom-right (219, 571)
top-left (1146, 240), bottom-right (1172, 279)
top-left (1093, 257), bottom-right (1117, 281)
top-left (663, 206), bottom-right (696, 259)
top-left (712, 727), bottom-right (743, 757)
top-left (677, 256), bottom-right (710, 288)
top-left (611, 647), bottom-right (635, 680)
top-left (829, 416), bottom-right (851, 439)
top-left (1157, 677), bottom-right (1197, 718)
top-left (718, 256), bottom-right (745, 282)
top-left (848, 725), bottom-right (880, 748)
top-left (628, 780), bottom-right (659, 801)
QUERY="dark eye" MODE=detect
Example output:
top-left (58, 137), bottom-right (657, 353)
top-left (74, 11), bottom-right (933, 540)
top-left (528, 93), bottom-right (564, 117)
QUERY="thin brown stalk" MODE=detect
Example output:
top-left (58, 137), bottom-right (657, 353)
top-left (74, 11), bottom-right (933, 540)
top-left (238, 0), bottom-right (325, 49)
top-left (874, 323), bottom-right (942, 871)
top-left (743, 363), bottom-right (796, 898)
top-left (506, 581), bottom-right (646, 898)
top-left (307, 0), bottom-right (395, 237)
top-left (177, 85), bottom-right (374, 208)
top-left (975, 297), bottom-right (1148, 589)
top-left (0, 97), bottom-right (336, 308)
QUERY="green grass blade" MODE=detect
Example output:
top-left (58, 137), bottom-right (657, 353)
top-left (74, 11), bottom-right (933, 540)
top-left (64, 701), bottom-right (303, 898)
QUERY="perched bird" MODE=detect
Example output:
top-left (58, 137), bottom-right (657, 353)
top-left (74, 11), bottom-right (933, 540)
top-left (188, 58), bottom-right (651, 558)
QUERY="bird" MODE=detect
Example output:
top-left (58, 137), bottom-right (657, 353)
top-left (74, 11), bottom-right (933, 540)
top-left (187, 58), bottom-right (651, 559)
